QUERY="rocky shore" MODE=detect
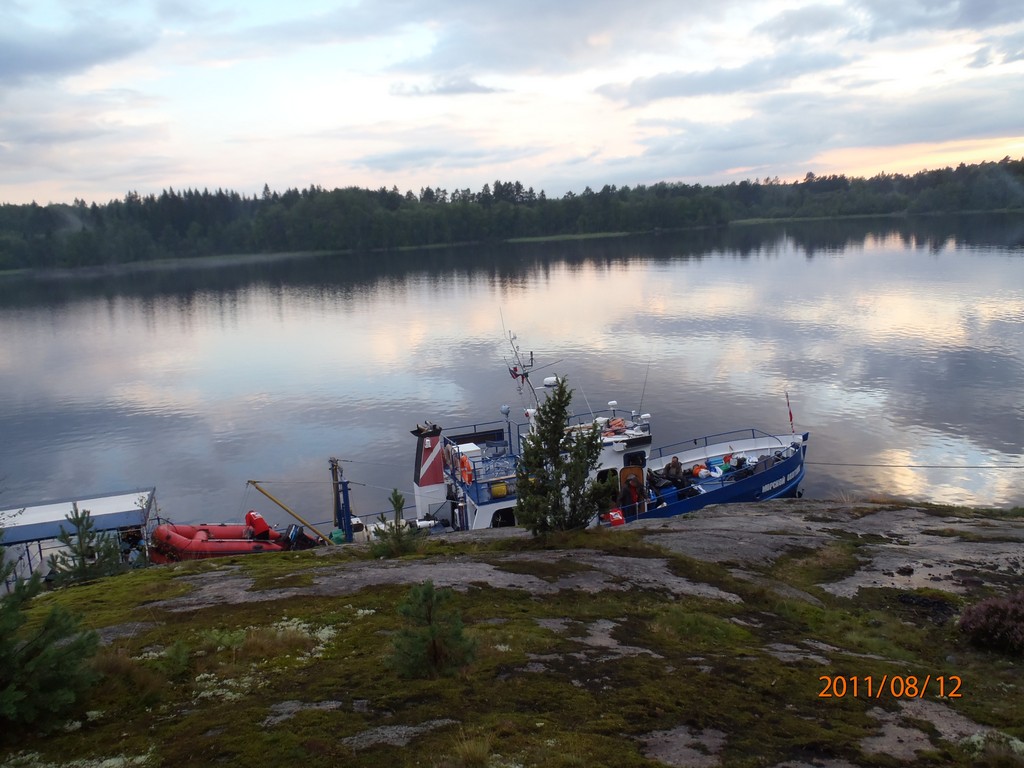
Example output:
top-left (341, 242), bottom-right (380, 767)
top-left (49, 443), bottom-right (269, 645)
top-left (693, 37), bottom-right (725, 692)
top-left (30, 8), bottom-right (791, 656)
top-left (8, 498), bottom-right (1024, 768)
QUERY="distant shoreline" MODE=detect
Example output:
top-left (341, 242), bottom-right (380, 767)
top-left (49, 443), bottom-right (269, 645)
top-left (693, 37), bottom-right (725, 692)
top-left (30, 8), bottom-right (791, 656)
top-left (0, 249), bottom-right (331, 281)
top-left (3, 209), bottom-right (1021, 280)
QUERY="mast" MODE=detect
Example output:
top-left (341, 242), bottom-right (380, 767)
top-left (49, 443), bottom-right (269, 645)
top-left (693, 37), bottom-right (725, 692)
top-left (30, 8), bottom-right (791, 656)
top-left (329, 458), bottom-right (354, 543)
top-left (246, 480), bottom-right (334, 545)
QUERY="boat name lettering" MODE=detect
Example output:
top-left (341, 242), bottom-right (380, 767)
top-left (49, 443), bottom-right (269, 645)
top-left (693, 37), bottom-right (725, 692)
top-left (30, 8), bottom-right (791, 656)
top-left (761, 468), bottom-right (801, 494)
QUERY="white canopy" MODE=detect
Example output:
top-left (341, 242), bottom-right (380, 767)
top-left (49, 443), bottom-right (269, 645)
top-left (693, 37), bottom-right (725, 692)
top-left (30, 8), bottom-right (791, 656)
top-left (0, 488), bottom-right (155, 546)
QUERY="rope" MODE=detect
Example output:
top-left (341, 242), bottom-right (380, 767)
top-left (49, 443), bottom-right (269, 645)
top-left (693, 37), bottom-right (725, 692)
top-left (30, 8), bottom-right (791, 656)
top-left (807, 461), bottom-right (1024, 469)
top-left (236, 483), bottom-right (252, 518)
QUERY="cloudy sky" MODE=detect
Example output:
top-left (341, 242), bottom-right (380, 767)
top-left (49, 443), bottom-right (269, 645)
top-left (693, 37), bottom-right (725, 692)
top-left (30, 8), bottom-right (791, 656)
top-left (2, 0), bottom-right (1023, 205)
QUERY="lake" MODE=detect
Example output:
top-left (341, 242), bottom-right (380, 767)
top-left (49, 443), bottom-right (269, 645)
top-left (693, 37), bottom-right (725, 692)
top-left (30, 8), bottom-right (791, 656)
top-left (1, 214), bottom-right (1022, 532)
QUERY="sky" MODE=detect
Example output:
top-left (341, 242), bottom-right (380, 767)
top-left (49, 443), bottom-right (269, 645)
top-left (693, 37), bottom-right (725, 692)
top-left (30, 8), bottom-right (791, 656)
top-left (2, 0), bottom-right (1024, 206)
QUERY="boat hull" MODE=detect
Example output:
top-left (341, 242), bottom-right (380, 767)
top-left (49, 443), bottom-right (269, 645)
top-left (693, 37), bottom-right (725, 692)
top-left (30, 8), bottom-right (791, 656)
top-left (631, 439), bottom-right (807, 522)
top-left (148, 522), bottom-right (286, 563)
top-left (414, 416), bottom-right (810, 530)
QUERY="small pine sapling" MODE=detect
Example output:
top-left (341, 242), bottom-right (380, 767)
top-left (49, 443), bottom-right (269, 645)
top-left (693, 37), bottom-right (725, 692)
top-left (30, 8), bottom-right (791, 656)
top-left (46, 503), bottom-right (125, 587)
top-left (389, 580), bottom-right (476, 678)
top-left (370, 488), bottom-right (422, 558)
top-left (0, 529), bottom-right (99, 740)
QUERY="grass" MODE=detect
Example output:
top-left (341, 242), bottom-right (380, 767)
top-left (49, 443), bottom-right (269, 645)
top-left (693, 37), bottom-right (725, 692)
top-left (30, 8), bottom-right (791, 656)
top-left (769, 541), bottom-right (866, 590)
top-left (4, 502), bottom-right (1024, 767)
top-left (648, 606), bottom-right (755, 650)
top-left (448, 728), bottom-right (492, 767)
top-left (920, 527), bottom-right (1024, 543)
top-left (913, 503), bottom-right (1024, 520)
top-left (18, 562), bottom-right (198, 632)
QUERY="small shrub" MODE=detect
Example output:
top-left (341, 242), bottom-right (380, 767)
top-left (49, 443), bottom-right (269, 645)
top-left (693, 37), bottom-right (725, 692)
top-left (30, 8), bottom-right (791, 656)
top-left (959, 590), bottom-right (1024, 656)
top-left (960, 731), bottom-right (1024, 766)
top-left (240, 626), bottom-right (316, 661)
top-left (154, 639), bottom-right (192, 681)
top-left (198, 627), bottom-right (247, 662)
top-left (370, 488), bottom-right (422, 559)
top-left (0, 557), bottom-right (99, 739)
top-left (451, 727), bottom-right (492, 767)
top-left (390, 580), bottom-right (477, 678)
top-left (90, 649), bottom-right (166, 709)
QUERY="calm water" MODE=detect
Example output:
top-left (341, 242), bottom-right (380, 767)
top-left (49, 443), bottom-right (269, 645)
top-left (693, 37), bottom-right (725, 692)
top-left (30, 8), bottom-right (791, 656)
top-left (1, 216), bottom-right (1023, 530)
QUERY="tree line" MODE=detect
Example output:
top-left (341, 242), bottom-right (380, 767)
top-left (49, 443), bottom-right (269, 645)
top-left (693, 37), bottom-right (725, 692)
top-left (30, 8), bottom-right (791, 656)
top-left (1, 157), bottom-right (1022, 271)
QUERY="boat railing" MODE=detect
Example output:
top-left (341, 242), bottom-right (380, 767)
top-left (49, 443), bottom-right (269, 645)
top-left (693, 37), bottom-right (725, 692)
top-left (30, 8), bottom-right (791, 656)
top-left (566, 407), bottom-right (651, 429)
top-left (445, 419), bottom-right (510, 443)
top-left (647, 428), bottom-right (789, 461)
top-left (641, 439), bottom-right (804, 509)
top-left (441, 432), bottom-right (520, 506)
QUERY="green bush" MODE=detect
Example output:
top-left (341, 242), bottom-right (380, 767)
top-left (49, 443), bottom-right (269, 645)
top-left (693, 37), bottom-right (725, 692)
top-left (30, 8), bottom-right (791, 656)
top-left (370, 488), bottom-right (422, 559)
top-left (46, 503), bottom-right (126, 587)
top-left (155, 639), bottom-right (193, 682)
top-left (389, 580), bottom-right (476, 678)
top-left (1, 531), bottom-right (99, 740)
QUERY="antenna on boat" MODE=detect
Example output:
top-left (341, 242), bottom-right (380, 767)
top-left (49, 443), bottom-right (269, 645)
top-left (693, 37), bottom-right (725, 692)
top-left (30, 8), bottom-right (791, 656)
top-left (577, 385), bottom-right (594, 418)
top-left (504, 329), bottom-right (541, 407)
top-left (638, 357), bottom-right (652, 414)
top-left (500, 322), bottom-right (564, 411)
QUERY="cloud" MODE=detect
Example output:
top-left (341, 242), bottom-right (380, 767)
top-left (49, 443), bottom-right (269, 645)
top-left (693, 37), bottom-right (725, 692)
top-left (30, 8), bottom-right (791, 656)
top-left (2, 1), bottom-right (1023, 205)
top-left (201, 0), bottom-right (719, 75)
top-left (391, 75), bottom-right (501, 97)
top-left (755, 4), bottom-right (857, 41)
top-left (354, 138), bottom-right (542, 174)
top-left (614, 70), bottom-right (1024, 185)
top-left (0, 114), bottom-right (109, 147)
top-left (969, 46), bottom-right (997, 69)
top-left (0, 11), bottom-right (154, 85)
top-left (949, 0), bottom-right (1024, 29)
top-left (851, 0), bottom-right (1023, 40)
top-left (597, 51), bottom-right (850, 105)
top-left (232, 3), bottom-right (405, 51)
top-left (986, 30), bottom-right (1024, 64)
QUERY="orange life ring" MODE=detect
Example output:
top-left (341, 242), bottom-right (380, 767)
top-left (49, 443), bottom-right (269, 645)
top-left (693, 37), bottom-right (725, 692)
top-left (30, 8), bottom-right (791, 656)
top-left (459, 454), bottom-right (474, 484)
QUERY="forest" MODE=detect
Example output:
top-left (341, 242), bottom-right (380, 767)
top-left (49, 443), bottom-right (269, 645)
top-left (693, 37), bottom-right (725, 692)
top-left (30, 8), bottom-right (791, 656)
top-left (1, 157), bottom-right (1022, 271)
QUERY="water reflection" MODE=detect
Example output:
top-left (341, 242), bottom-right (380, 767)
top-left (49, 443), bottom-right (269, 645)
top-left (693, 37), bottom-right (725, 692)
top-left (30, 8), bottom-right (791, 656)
top-left (1, 214), bottom-right (1021, 526)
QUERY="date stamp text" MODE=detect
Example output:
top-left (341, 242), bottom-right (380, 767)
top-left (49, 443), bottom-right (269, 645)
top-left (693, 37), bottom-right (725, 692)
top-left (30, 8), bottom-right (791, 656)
top-left (818, 675), bottom-right (963, 699)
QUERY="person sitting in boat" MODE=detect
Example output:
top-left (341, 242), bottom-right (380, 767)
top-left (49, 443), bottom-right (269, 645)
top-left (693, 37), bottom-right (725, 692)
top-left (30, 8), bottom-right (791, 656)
top-left (245, 510), bottom-right (273, 540)
top-left (663, 456), bottom-right (689, 488)
top-left (617, 476), bottom-right (645, 516)
top-left (646, 467), bottom-right (668, 489)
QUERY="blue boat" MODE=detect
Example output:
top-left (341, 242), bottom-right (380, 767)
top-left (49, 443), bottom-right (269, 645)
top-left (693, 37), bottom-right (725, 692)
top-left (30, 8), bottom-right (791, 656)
top-left (410, 341), bottom-right (809, 530)
top-left (412, 416), bottom-right (808, 530)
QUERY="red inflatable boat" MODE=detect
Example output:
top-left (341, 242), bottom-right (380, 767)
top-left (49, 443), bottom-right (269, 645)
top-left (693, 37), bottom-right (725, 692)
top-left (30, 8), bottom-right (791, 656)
top-left (149, 511), bottom-right (318, 563)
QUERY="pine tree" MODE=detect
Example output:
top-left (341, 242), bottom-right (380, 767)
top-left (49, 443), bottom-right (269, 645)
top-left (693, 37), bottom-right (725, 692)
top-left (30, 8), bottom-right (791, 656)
top-left (514, 376), bottom-right (609, 534)
top-left (46, 503), bottom-right (125, 587)
top-left (369, 488), bottom-right (422, 558)
top-left (0, 529), bottom-right (99, 740)
top-left (389, 580), bottom-right (476, 678)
